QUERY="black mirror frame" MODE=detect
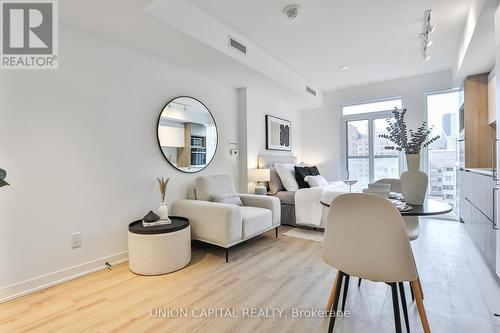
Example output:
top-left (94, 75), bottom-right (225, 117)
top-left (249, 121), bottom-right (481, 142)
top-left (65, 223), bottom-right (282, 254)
top-left (156, 96), bottom-right (219, 173)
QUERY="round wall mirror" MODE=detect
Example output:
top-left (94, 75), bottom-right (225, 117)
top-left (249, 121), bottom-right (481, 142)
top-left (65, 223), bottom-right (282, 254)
top-left (157, 96), bottom-right (218, 173)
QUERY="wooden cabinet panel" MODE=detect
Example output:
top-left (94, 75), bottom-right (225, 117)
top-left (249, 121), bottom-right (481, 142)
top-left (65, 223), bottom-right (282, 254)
top-left (464, 74), bottom-right (496, 168)
top-left (177, 123), bottom-right (192, 167)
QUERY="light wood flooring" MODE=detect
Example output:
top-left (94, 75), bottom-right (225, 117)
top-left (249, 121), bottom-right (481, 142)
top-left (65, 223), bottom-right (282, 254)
top-left (1, 219), bottom-right (500, 332)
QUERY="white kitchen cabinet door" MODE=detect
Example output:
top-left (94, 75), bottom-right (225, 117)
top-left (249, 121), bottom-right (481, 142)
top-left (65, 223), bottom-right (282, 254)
top-left (462, 198), bottom-right (473, 226)
top-left (462, 171), bottom-right (474, 202)
top-left (459, 170), bottom-right (465, 221)
top-left (477, 208), bottom-right (497, 270)
top-left (475, 174), bottom-right (495, 221)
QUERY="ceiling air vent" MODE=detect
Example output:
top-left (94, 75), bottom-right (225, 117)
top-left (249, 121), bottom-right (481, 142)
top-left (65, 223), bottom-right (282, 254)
top-left (229, 36), bottom-right (247, 55)
top-left (306, 86), bottom-right (317, 96)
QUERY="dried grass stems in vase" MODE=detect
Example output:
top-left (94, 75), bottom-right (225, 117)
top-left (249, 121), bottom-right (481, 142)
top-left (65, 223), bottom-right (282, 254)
top-left (157, 177), bottom-right (170, 220)
top-left (157, 177), bottom-right (170, 203)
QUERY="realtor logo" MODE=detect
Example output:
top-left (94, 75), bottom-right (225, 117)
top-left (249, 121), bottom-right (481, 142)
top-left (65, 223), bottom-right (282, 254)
top-left (1, 0), bottom-right (58, 69)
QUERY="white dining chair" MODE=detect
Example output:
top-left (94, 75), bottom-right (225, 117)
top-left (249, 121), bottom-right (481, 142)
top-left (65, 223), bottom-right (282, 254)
top-left (375, 178), bottom-right (420, 242)
top-left (357, 178), bottom-right (422, 300)
top-left (323, 193), bottom-right (430, 333)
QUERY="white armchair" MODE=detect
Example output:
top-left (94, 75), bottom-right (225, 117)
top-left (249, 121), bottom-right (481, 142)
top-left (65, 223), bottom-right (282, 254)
top-left (172, 175), bottom-right (280, 262)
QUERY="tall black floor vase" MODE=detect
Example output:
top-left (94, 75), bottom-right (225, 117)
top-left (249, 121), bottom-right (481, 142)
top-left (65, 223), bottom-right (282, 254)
top-left (390, 283), bottom-right (402, 333)
top-left (328, 272), bottom-right (344, 333)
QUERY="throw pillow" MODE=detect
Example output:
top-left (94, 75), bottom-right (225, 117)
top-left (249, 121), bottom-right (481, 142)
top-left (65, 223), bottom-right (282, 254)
top-left (211, 192), bottom-right (243, 206)
top-left (275, 163), bottom-right (299, 191)
top-left (269, 167), bottom-right (285, 194)
top-left (294, 166), bottom-right (310, 189)
top-left (307, 166), bottom-right (320, 176)
top-left (305, 175), bottom-right (328, 187)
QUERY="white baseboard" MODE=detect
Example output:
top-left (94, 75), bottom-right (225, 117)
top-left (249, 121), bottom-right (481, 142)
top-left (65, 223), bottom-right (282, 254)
top-left (0, 251), bottom-right (128, 303)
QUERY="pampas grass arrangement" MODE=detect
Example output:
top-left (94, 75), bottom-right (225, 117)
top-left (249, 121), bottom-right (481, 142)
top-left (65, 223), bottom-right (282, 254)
top-left (157, 177), bottom-right (170, 203)
top-left (156, 177), bottom-right (170, 202)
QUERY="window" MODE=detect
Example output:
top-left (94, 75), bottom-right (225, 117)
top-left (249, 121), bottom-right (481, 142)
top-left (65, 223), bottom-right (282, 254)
top-left (342, 99), bottom-right (402, 187)
top-left (425, 89), bottom-right (460, 217)
top-left (342, 98), bottom-right (402, 116)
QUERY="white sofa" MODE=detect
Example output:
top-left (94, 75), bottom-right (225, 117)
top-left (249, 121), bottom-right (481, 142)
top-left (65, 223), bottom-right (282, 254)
top-left (172, 175), bottom-right (280, 262)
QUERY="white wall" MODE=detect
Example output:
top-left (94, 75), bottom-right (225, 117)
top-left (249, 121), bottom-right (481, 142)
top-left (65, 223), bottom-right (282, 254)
top-left (0, 26), bottom-right (240, 301)
top-left (238, 88), bottom-right (302, 192)
top-left (246, 89), bottom-right (302, 168)
top-left (301, 71), bottom-right (454, 181)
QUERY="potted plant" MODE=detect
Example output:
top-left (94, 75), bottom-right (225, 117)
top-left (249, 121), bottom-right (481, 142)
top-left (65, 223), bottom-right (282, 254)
top-left (0, 168), bottom-right (9, 188)
top-left (379, 108), bottom-right (440, 205)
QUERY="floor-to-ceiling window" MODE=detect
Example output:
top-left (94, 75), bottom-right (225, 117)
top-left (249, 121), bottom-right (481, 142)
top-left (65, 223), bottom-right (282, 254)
top-left (425, 90), bottom-right (460, 214)
top-left (341, 97), bottom-right (403, 189)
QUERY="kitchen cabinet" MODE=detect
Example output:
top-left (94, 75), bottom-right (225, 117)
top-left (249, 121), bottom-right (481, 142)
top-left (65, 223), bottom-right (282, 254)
top-left (459, 169), bottom-right (497, 273)
top-left (475, 172), bottom-right (494, 220)
top-left (464, 74), bottom-right (496, 168)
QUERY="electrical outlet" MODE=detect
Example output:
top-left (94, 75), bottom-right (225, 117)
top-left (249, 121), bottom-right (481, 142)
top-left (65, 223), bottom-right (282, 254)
top-left (71, 232), bottom-right (82, 249)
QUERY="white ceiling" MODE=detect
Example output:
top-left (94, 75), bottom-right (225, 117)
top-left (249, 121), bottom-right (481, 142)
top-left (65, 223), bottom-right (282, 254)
top-left (60, 0), bottom-right (321, 108)
top-left (189, 0), bottom-right (472, 91)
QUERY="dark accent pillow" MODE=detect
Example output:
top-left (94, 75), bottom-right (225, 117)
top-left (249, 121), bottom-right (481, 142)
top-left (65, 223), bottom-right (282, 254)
top-left (307, 166), bottom-right (320, 176)
top-left (294, 166), bottom-right (310, 189)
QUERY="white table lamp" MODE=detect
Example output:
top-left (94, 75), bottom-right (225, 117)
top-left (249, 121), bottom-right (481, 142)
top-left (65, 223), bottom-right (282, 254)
top-left (249, 168), bottom-right (270, 195)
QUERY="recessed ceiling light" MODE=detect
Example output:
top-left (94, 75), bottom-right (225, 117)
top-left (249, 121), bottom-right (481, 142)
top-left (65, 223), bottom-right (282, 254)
top-left (283, 5), bottom-right (302, 22)
top-left (340, 65), bottom-right (349, 70)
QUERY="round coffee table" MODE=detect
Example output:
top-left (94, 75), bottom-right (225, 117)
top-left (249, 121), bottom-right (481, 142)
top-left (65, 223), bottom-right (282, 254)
top-left (128, 216), bottom-right (190, 275)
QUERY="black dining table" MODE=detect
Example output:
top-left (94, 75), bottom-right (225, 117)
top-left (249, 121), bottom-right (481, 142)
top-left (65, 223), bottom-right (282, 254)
top-left (320, 198), bottom-right (453, 217)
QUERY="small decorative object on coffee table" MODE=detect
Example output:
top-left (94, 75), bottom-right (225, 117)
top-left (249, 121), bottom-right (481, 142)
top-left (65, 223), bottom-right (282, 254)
top-left (0, 168), bottom-right (9, 188)
top-left (128, 216), bottom-right (191, 275)
top-left (379, 108), bottom-right (440, 205)
top-left (141, 210), bottom-right (171, 227)
top-left (157, 177), bottom-right (170, 220)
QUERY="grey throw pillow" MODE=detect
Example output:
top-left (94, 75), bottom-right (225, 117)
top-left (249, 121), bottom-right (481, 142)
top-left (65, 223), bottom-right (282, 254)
top-left (211, 192), bottom-right (243, 206)
top-left (269, 167), bottom-right (285, 195)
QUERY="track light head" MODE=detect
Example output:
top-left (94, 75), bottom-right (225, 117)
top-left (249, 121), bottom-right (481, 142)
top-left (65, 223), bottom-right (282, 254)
top-left (421, 9), bottom-right (434, 62)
